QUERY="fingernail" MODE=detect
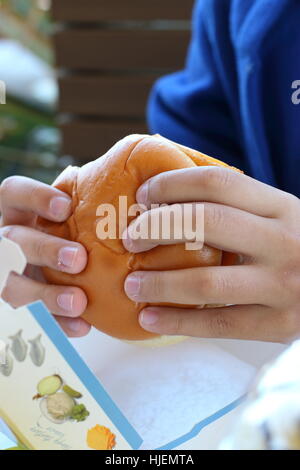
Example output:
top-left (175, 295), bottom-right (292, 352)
top-left (122, 230), bottom-right (135, 252)
top-left (136, 182), bottom-right (148, 205)
top-left (50, 196), bottom-right (71, 218)
top-left (125, 275), bottom-right (140, 298)
top-left (57, 293), bottom-right (74, 312)
top-left (67, 319), bottom-right (82, 333)
top-left (139, 309), bottom-right (159, 327)
top-left (58, 247), bottom-right (79, 269)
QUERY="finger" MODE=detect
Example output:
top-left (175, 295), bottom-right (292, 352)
top-left (123, 202), bottom-right (275, 259)
top-left (1, 272), bottom-right (90, 338)
top-left (138, 305), bottom-right (288, 342)
top-left (124, 265), bottom-right (275, 306)
top-left (1, 272), bottom-right (88, 318)
top-left (0, 175), bottom-right (72, 226)
top-left (136, 166), bottom-right (296, 218)
top-left (0, 225), bottom-right (87, 274)
top-left (55, 316), bottom-right (91, 338)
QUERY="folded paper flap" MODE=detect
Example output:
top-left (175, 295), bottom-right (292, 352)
top-left (0, 236), bottom-right (26, 296)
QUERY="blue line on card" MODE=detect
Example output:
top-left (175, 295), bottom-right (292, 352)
top-left (0, 431), bottom-right (16, 450)
top-left (0, 418), bottom-right (16, 443)
top-left (156, 395), bottom-right (245, 450)
top-left (28, 301), bottom-right (143, 450)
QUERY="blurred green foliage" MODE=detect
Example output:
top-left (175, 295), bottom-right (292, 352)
top-left (0, 0), bottom-right (65, 184)
top-left (0, 0), bottom-right (53, 63)
top-left (1, 0), bottom-right (53, 36)
top-left (0, 97), bottom-right (63, 184)
top-left (0, 98), bottom-right (54, 149)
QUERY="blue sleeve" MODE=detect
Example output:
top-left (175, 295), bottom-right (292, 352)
top-left (147, 0), bottom-right (245, 169)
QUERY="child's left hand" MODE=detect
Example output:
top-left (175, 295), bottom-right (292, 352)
top-left (123, 167), bottom-right (300, 343)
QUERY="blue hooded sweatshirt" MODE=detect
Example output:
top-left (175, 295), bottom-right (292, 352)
top-left (147, 0), bottom-right (300, 197)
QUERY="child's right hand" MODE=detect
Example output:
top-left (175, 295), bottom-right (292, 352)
top-left (0, 176), bottom-right (90, 337)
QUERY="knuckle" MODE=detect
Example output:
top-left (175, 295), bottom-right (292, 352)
top-left (39, 284), bottom-right (55, 309)
top-left (214, 274), bottom-right (231, 297)
top-left (279, 310), bottom-right (300, 343)
top-left (274, 267), bottom-right (300, 317)
top-left (196, 271), bottom-right (214, 296)
top-left (148, 272), bottom-right (163, 300)
top-left (199, 167), bottom-right (233, 192)
top-left (170, 313), bottom-right (184, 336)
top-left (27, 182), bottom-right (42, 207)
top-left (278, 268), bottom-right (298, 294)
top-left (276, 228), bottom-right (300, 266)
top-left (277, 227), bottom-right (300, 252)
top-left (282, 193), bottom-right (300, 215)
top-left (274, 229), bottom-right (300, 277)
top-left (206, 204), bottom-right (226, 232)
top-left (210, 311), bottom-right (232, 337)
top-left (35, 236), bottom-right (47, 264)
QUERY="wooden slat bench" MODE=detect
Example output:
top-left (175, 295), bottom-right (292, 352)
top-left (51, 0), bottom-right (194, 162)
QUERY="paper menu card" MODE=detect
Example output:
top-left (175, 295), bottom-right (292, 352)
top-left (0, 300), bottom-right (142, 450)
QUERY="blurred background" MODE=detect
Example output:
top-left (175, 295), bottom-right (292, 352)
top-left (0, 0), bottom-right (193, 184)
top-left (0, 0), bottom-right (60, 183)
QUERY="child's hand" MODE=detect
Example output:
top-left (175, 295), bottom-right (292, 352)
top-left (0, 176), bottom-right (90, 337)
top-left (123, 167), bottom-right (300, 343)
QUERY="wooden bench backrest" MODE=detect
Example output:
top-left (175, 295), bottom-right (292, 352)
top-left (52, 0), bottom-right (194, 162)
